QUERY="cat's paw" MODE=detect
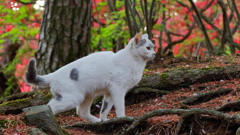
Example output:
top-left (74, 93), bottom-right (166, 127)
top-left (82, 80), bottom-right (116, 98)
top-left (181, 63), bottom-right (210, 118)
top-left (100, 118), bottom-right (109, 122)
top-left (90, 119), bottom-right (101, 123)
top-left (87, 117), bottom-right (101, 123)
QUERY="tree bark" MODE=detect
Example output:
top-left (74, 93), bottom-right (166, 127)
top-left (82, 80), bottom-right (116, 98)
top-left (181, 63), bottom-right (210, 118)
top-left (36, 0), bottom-right (92, 74)
top-left (0, 43), bottom-right (21, 96)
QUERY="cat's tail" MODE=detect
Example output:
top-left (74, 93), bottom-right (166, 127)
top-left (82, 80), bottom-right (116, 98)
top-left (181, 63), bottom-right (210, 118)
top-left (25, 58), bottom-right (50, 87)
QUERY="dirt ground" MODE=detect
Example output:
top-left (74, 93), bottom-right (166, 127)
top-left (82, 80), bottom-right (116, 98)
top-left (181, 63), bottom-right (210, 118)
top-left (1, 55), bottom-right (240, 135)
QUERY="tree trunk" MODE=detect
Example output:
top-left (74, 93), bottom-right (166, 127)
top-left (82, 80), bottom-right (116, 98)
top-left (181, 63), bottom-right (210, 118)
top-left (36, 0), bottom-right (92, 74)
top-left (0, 43), bottom-right (21, 96)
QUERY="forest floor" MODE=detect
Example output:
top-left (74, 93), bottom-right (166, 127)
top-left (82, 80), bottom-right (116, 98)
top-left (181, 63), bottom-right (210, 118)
top-left (1, 55), bottom-right (240, 135)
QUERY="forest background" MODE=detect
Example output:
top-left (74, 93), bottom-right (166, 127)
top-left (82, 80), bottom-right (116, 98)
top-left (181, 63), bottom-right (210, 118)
top-left (0, 0), bottom-right (240, 134)
top-left (0, 0), bottom-right (239, 97)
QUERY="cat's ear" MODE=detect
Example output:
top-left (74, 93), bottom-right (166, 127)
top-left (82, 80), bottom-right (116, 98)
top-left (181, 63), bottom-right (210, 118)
top-left (142, 33), bottom-right (149, 39)
top-left (134, 32), bottom-right (142, 45)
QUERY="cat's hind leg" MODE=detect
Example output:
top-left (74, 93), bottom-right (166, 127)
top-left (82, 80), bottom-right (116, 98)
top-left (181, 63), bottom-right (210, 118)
top-left (100, 94), bottom-right (113, 121)
top-left (76, 95), bottom-right (100, 123)
top-left (48, 92), bottom-right (82, 115)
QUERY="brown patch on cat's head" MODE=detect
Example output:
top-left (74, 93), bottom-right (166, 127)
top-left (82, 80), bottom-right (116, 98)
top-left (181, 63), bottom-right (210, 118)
top-left (134, 32), bottom-right (142, 44)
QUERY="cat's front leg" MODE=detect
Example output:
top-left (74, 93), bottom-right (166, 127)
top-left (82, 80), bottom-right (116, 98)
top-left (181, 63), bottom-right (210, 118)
top-left (110, 87), bottom-right (126, 118)
top-left (100, 94), bottom-right (113, 121)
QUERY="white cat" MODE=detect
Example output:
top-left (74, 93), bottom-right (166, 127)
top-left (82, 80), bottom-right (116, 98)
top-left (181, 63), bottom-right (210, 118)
top-left (25, 32), bottom-right (156, 123)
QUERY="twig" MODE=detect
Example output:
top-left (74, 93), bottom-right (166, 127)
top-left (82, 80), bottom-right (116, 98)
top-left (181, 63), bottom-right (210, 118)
top-left (124, 0), bottom-right (134, 37)
top-left (16, 0), bottom-right (36, 5)
top-left (189, 0), bottom-right (213, 56)
top-left (163, 22), bottom-right (195, 54)
top-left (200, 14), bottom-right (222, 34)
top-left (143, 0), bottom-right (151, 37)
top-left (148, 0), bottom-right (156, 39)
top-left (231, 0), bottom-right (240, 30)
top-left (218, 0), bottom-right (235, 54)
top-left (127, 0), bottom-right (140, 33)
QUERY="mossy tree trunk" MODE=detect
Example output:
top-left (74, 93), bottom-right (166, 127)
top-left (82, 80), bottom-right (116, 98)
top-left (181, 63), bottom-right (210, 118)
top-left (138, 64), bottom-right (240, 90)
top-left (36, 0), bottom-right (92, 74)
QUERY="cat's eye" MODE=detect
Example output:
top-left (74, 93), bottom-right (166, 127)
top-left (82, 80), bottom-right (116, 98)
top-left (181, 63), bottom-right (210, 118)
top-left (146, 47), bottom-right (151, 50)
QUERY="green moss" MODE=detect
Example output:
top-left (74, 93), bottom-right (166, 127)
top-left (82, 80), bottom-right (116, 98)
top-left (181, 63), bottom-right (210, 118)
top-left (42, 91), bottom-right (52, 100)
top-left (143, 74), bottom-right (151, 77)
top-left (0, 98), bottom-right (30, 108)
top-left (167, 66), bottom-right (191, 72)
top-left (93, 96), bottom-right (103, 104)
top-left (0, 120), bottom-right (7, 128)
top-left (158, 73), bottom-right (169, 88)
top-left (33, 89), bottom-right (52, 101)
top-left (159, 72), bottom-right (168, 78)
top-left (133, 87), bottom-right (168, 95)
top-left (200, 66), bottom-right (224, 70)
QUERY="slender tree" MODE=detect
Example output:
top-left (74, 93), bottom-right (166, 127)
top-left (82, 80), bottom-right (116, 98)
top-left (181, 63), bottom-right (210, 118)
top-left (36, 0), bottom-right (92, 74)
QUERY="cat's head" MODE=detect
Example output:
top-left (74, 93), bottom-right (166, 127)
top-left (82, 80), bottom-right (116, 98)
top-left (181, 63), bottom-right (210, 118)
top-left (129, 32), bottom-right (156, 61)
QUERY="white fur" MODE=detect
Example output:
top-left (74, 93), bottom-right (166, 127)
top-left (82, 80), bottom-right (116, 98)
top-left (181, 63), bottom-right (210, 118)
top-left (26, 33), bottom-right (156, 122)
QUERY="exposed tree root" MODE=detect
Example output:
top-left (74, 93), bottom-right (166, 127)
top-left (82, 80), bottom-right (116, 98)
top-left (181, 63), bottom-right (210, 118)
top-left (139, 64), bottom-right (240, 89)
top-left (63, 117), bottom-right (136, 134)
top-left (0, 90), bottom-right (51, 114)
top-left (174, 113), bottom-right (193, 135)
top-left (217, 100), bottom-right (240, 112)
top-left (62, 108), bottom-right (240, 135)
top-left (0, 91), bottom-right (36, 104)
top-left (180, 88), bottom-right (233, 108)
top-left (125, 88), bottom-right (168, 105)
top-left (1, 64), bottom-right (240, 115)
top-left (124, 108), bottom-right (240, 134)
top-left (0, 87), bottom-right (167, 115)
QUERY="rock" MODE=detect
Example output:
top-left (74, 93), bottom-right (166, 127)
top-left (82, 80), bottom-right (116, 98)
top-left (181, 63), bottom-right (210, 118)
top-left (23, 105), bottom-right (65, 135)
top-left (236, 127), bottom-right (240, 135)
top-left (29, 128), bottom-right (47, 135)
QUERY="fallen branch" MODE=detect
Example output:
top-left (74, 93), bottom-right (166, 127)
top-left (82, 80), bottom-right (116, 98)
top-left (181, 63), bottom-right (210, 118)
top-left (180, 88), bottom-right (233, 108)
